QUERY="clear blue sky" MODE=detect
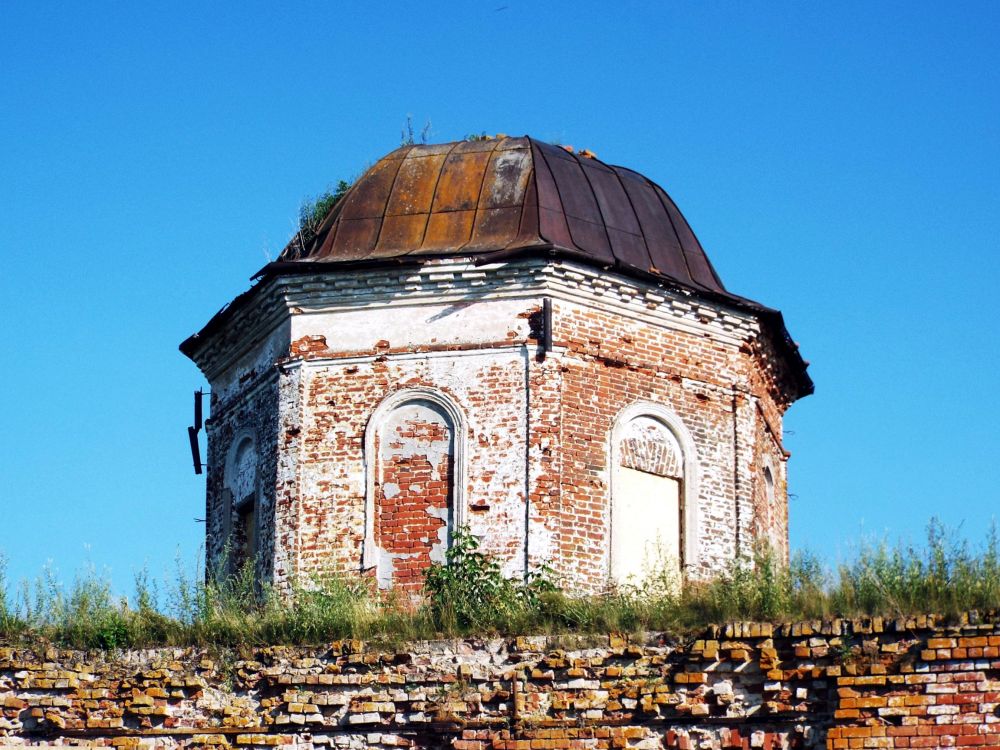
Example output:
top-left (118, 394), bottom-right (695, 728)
top-left (2, 1), bottom-right (998, 593)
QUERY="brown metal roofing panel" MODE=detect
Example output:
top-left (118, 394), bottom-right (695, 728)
top-left (469, 206), bottom-right (522, 249)
top-left (481, 147), bottom-right (532, 208)
top-left (452, 138), bottom-right (499, 154)
top-left (537, 207), bottom-right (575, 251)
top-left (583, 161), bottom-right (641, 233)
top-left (382, 145), bottom-right (414, 160)
top-left (459, 144), bottom-right (528, 250)
top-left (612, 166), bottom-right (691, 282)
top-left (581, 161), bottom-right (651, 271)
top-left (339, 157), bottom-right (404, 221)
top-left (532, 143), bottom-right (564, 212)
top-left (536, 144), bottom-right (615, 264)
top-left (385, 153), bottom-right (448, 216)
top-left (533, 142), bottom-right (612, 262)
top-left (530, 143), bottom-right (575, 250)
top-left (534, 138), bottom-right (575, 161)
top-left (537, 143), bottom-right (603, 222)
top-left (327, 218), bottom-right (381, 260)
top-left (421, 209), bottom-right (476, 251)
top-left (497, 136), bottom-right (529, 150)
top-left (512, 174), bottom-right (541, 248)
top-left (657, 188), bottom-right (725, 292)
top-left (310, 214), bottom-right (340, 261)
top-left (371, 213), bottom-right (428, 257)
top-left (606, 228), bottom-right (652, 272)
top-left (407, 143), bottom-right (454, 156)
top-left (432, 150), bottom-right (491, 213)
top-left (565, 217), bottom-right (615, 265)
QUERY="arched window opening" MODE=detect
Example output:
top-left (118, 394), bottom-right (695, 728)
top-left (369, 397), bottom-right (458, 591)
top-left (611, 415), bottom-right (684, 587)
top-left (226, 435), bottom-right (259, 572)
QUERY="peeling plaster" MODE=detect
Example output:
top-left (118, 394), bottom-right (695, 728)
top-left (426, 504), bottom-right (450, 564)
top-left (195, 259), bottom-right (801, 594)
top-left (373, 401), bottom-right (455, 589)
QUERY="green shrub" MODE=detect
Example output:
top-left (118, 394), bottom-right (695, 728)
top-left (298, 180), bottom-right (351, 243)
top-left (424, 526), bottom-right (557, 633)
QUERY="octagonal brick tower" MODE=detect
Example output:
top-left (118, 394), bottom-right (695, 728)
top-left (180, 136), bottom-right (812, 594)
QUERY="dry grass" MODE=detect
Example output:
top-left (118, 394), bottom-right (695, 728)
top-left (1, 519), bottom-right (998, 650)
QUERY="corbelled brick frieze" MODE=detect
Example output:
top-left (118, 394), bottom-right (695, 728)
top-left (4, 615), bottom-right (1000, 748)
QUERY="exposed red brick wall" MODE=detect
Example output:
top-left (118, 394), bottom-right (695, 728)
top-left (540, 300), bottom-right (791, 584)
top-left (285, 352), bottom-right (527, 582)
top-left (199, 260), bottom-right (802, 593)
top-left (752, 406), bottom-right (789, 562)
top-left (374, 409), bottom-right (453, 590)
top-left (204, 372), bottom-right (280, 584)
top-left (619, 420), bottom-right (682, 477)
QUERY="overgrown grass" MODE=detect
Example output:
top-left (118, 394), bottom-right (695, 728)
top-left (829, 520), bottom-right (1000, 617)
top-left (2, 520), bottom-right (998, 650)
top-left (298, 180), bottom-right (352, 244)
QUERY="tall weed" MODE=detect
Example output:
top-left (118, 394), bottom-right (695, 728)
top-left (0, 554), bottom-right (18, 635)
top-left (831, 519), bottom-right (1000, 617)
top-left (424, 527), bottom-right (556, 633)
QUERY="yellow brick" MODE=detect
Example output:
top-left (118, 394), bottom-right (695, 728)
top-left (851, 675), bottom-right (886, 686)
top-left (192, 735), bottom-right (230, 746)
top-left (926, 638), bottom-right (955, 649)
top-left (958, 636), bottom-right (988, 648)
top-left (856, 697), bottom-right (886, 708)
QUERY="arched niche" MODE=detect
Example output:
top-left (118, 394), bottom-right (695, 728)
top-left (763, 464), bottom-right (775, 507)
top-left (609, 402), bottom-right (700, 585)
top-left (363, 388), bottom-right (466, 590)
top-left (224, 430), bottom-right (260, 572)
top-left (759, 456), bottom-right (785, 557)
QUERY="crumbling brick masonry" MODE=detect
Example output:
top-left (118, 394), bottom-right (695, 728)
top-left (4, 616), bottom-right (1000, 748)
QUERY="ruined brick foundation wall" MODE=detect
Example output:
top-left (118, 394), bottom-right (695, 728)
top-left (4, 616), bottom-right (1000, 748)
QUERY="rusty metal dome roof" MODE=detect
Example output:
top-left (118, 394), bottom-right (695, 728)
top-left (275, 136), bottom-right (728, 296)
top-left (185, 135), bottom-right (811, 398)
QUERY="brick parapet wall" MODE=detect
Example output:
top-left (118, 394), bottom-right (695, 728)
top-left (3, 616), bottom-right (1000, 748)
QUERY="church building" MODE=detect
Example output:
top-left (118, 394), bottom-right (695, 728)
top-left (180, 136), bottom-right (812, 594)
